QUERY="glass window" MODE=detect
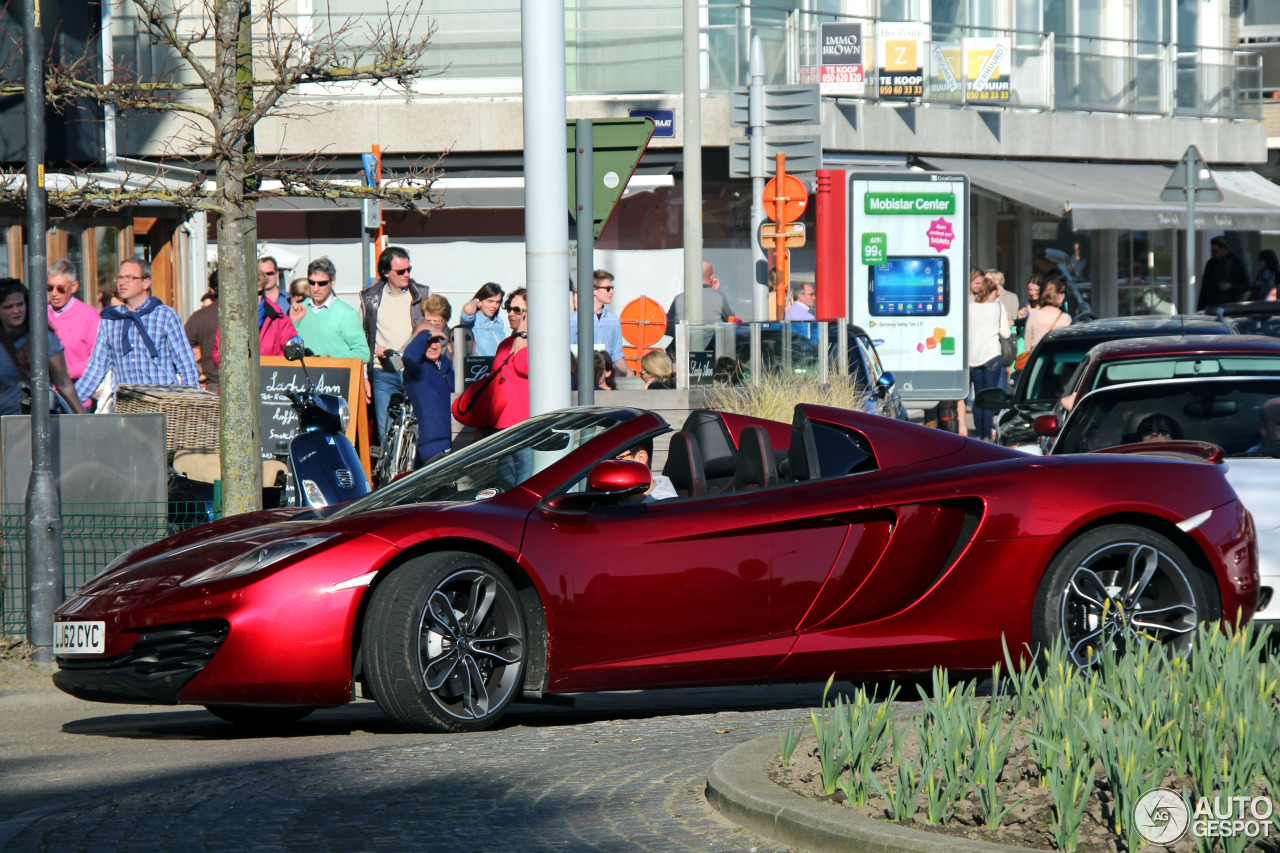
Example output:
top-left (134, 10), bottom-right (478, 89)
top-left (1244, 0), bottom-right (1280, 28)
top-left (880, 0), bottom-right (917, 21)
top-left (96, 226), bottom-right (121, 294)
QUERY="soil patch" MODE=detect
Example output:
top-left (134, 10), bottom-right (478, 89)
top-left (0, 636), bottom-right (57, 693)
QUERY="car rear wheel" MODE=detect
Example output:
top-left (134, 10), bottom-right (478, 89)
top-left (1032, 524), bottom-right (1219, 668)
top-left (205, 705), bottom-right (315, 727)
top-left (363, 552), bottom-right (526, 733)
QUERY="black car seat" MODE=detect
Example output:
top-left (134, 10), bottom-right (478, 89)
top-left (661, 431), bottom-right (707, 497)
top-left (682, 409), bottom-right (737, 491)
top-left (788, 406), bottom-right (821, 483)
top-left (734, 425), bottom-right (777, 490)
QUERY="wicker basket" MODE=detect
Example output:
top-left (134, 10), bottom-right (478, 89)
top-left (115, 385), bottom-right (221, 455)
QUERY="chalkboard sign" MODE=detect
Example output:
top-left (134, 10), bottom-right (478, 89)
top-left (688, 350), bottom-right (716, 387)
top-left (463, 355), bottom-right (494, 386)
top-left (258, 357), bottom-right (365, 461)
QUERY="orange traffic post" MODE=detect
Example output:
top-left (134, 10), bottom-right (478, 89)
top-left (773, 153), bottom-right (789, 319)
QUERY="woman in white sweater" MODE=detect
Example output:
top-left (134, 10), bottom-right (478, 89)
top-left (968, 272), bottom-right (1011, 441)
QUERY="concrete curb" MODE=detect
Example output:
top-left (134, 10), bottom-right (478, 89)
top-left (705, 735), bottom-right (1032, 853)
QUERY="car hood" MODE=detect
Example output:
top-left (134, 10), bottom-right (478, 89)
top-left (76, 503), bottom-right (464, 596)
top-left (1223, 458), bottom-right (1280, 532)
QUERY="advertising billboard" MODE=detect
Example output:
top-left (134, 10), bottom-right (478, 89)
top-left (876, 22), bottom-right (927, 100)
top-left (849, 172), bottom-right (969, 400)
top-left (820, 23), bottom-right (865, 96)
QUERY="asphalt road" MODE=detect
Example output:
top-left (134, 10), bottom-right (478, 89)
top-left (1, 666), bottom-right (827, 853)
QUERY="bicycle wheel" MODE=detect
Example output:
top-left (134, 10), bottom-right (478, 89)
top-left (397, 421), bottom-right (419, 474)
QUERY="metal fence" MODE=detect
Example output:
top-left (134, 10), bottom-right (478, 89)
top-left (0, 502), bottom-right (212, 638)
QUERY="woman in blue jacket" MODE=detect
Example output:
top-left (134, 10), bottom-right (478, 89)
top-left (402, 326), bottom-right (456, 464)
top-left (458, 282), bottom-right (507, 358)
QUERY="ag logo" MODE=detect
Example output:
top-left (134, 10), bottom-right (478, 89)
top-left (1135, 788), bottom-right (1190, 844)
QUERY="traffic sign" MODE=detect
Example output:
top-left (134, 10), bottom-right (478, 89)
top-left (1161, 145), bottom-right (1223, 203)
top-left (567, 117), bottom-right (657, 241)
top-left (759, 221), bottom-right (806, 248)
top-left (762, 174), bottom-right (808, 223)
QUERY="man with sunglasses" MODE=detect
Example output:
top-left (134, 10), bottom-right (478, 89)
top-left (359, 246), bottom-right (428, 441)
top-left (569, 269), bottom-right (632, 377)
top-left (296, 257), bottom-right (369, 361)
top-left (257, 256), bottom-right (289, 323)
top-left (46, 258), bottom-right (100, 392)
top-left (75, 258), bottom-right (201, 401)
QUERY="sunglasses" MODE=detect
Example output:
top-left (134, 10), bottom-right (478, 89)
top-left (263, 270), bottom-right (278, 276)
top-left (308, 279), bottom-right (331, 286)
top-left (47, 284), bottom-right (70, 294)
top-left (391, 266), bottom-right (412, 276)
top-left (594, 285), bottom-right (614, 292)
top-left (508, 306), bottom-right (526, 315)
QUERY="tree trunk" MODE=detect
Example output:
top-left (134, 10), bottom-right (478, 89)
top-left (216, 185), bottom-right (262, 515)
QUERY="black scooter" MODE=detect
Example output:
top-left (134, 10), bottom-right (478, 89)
top-left (280, 337), bottom-right (371, 508)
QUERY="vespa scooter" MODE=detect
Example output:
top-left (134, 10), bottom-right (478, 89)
top-left (281, 337), bottom-right (371, 507)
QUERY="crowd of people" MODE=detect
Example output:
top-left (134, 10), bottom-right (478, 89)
top-left (960, 264), bottom-right (1074, 442)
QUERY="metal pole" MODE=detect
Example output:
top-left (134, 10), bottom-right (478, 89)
top-left (1184, 148), bottom-right (1197, 313)
top-left (361, 226), bottom-right (371, 289)
top-left (24, 0), bottom-right (62, 663)
top-left (453, 326), bottom-right (466, 396)
top-left (522, 0), bottom-right (571, 415)
top-left (749, 36), bottom-right (768, 322)
top-left (575, 119), bottom-right (594, 406)
top-left (101, 0), bottom-right (116, 171)
top-left (682, 0), bottom-right (703, 333)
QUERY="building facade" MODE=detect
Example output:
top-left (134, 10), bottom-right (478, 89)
top-left (19, 0), bottom-right (1277, 324)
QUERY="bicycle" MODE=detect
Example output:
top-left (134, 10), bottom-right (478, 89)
top-left (373, 388), bottom-right (419, 488)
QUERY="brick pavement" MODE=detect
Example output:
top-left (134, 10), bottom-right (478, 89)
top-left (2, 686), bottom-right (828, 853)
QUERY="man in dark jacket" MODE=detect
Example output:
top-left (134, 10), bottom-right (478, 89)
top-left (402, 328), bottom-right (454, 464)
top-left (1197, 236), bottom-right (1251, 310)
top-left (359, 246), bottom-right (427, 442)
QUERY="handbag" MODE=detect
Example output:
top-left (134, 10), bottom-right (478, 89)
top-left (1013, 348), bottom-right (1031, 372)
top-left (450, 349), bottom-right (514, 429)
top-left (999, 334), bottom-right (1017, 367)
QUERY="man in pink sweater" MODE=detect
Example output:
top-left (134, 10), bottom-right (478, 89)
top-left (47, 258), bottom-right (101, 398)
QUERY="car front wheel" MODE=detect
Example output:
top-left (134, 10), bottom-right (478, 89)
top-left (1032, 524), bottom-right (1219, 668)
top-left (363, 552), bottom-right (526, 733)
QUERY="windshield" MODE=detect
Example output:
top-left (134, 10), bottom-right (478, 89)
top-left (1092, 356), bottom-right (1280, 392)
top-left (1022, 343), bottom-right (1091, 404)
top-left (1054, 378), bottom-right (1280, 456)
top-left (328, 409), bottom-right (634, 517)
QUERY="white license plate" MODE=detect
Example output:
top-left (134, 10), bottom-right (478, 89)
top-left (53, 621), bottom-right (106, 655)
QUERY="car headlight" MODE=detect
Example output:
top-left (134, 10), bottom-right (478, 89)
top-left (338, 398), bottom-right (351, 432)
top-left (179, 534), bottom-right (338, 587)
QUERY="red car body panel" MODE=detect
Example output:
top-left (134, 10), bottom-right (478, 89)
top-left (52, 404), bottom-right (1260, 712)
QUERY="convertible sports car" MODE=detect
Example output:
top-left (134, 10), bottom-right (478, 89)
top-left (52, 404), bottom-right (1258, 732)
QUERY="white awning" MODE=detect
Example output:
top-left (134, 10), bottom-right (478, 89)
top-left (921, 157), bottom-right (1280, 230)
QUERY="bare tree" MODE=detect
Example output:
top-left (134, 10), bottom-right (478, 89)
top-left (3, 0), bottom-right (443, 515)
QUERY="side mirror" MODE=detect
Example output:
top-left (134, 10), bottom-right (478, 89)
top-left (283, 337), bottom-right (307, 362)
top-left (542, 460), bottom-right (652, 515)
top-left (974, 387), bottom-right (1011, 410)
top-left (875, 371), bottom-right (895, 396)
top-left (1032, 414), bottom-right (1060, 436)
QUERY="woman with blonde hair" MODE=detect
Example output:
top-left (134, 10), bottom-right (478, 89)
top-left (640, 350), bottom-right (676, 389)
top-left (967, 272), bottom-right (1011, 440)
top-left (287, 278), bottom-right (311, 324)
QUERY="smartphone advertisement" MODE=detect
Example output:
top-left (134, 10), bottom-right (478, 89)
top-left (850, 172), bottom-right (969, 400)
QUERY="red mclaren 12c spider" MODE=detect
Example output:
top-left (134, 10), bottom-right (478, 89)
top-left (53, 404), bottom-right (1259, 732)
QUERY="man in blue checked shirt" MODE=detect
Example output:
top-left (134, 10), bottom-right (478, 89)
top-left (75, 258), bottom-right (202, 401)
top-left (569, 269), bottom-right (632, 378)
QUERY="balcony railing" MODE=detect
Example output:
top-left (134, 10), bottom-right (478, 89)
top-left (112, 4), bottom-right (1262, 121)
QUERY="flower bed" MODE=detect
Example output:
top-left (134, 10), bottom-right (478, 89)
top-left (771, 624), bottom-right (1280, 853)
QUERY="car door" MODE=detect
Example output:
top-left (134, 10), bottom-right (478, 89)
top-left (522, 480), bottom-right (866, 692)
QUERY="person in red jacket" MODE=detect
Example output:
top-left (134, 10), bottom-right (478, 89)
top-left (213, 271), bottom-right (300, 367)
top-left (491, 288), bottom-right (529, 430)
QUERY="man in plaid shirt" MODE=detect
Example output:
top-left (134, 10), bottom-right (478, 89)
top-left (75, 259), bottom-right (201, 401)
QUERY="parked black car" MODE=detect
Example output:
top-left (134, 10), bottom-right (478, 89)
top-left (976, 315), bottom-right (1235, 450)
top-left (1205, 301), bottom-right (1280, 338)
